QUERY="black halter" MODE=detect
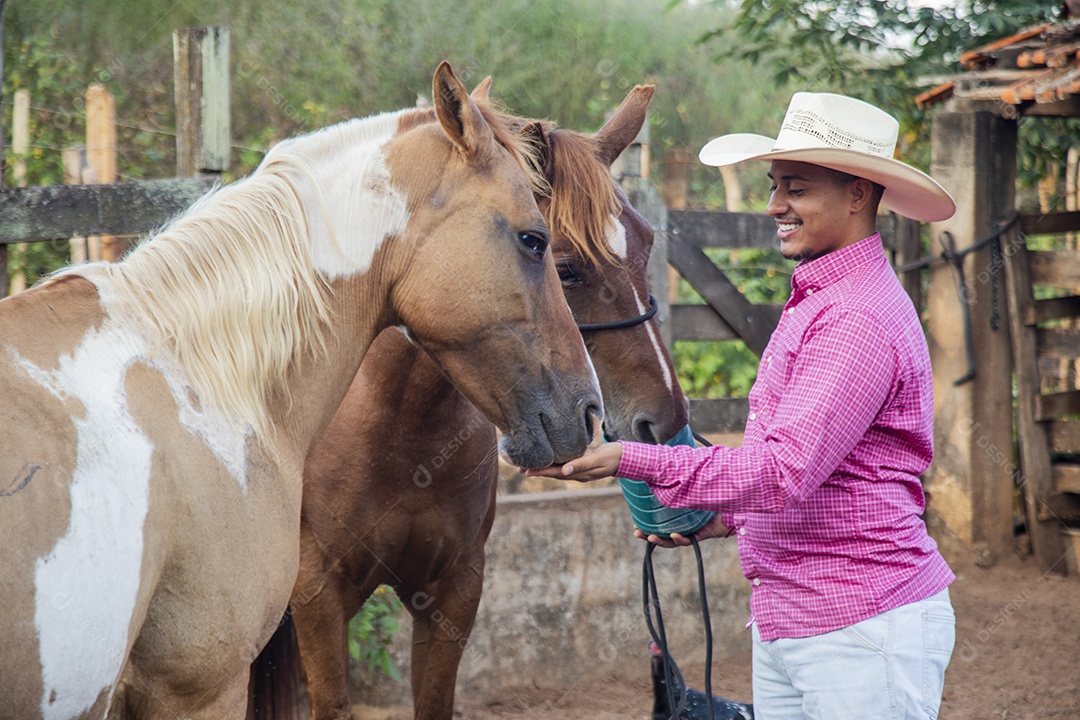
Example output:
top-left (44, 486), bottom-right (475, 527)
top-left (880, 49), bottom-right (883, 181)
top-left (575, 294), bottom-right (658, 332)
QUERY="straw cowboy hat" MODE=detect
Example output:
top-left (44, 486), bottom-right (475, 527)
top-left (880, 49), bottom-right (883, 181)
top-left (699, 92), bottom-right (956, 223)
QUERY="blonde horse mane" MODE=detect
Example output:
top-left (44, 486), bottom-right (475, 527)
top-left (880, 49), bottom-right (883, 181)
top-left (97, 161), bottom-right (334, 443)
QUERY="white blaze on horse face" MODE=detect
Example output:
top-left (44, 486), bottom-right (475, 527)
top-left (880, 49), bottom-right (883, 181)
top-left (14, 325), bottom-right (152, 719)
top-left (605, 216), bottom-right (671, 392)
top-left (636, 289), bottom-right (673, 392)
top-left (605, 217), bottom-right (628, 260)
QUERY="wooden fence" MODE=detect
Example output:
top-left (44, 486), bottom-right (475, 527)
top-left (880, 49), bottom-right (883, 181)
top-left (0, 27), bottom-right (229, 287)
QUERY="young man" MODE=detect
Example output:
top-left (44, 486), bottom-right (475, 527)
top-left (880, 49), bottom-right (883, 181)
top-left (528, 92), bottom-right (957, 719)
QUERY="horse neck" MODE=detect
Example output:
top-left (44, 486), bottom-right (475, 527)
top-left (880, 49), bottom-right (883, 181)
top-left (272, 262), bottom-right (399, 461)
top-left (257, 119), bottom-right (418, 457)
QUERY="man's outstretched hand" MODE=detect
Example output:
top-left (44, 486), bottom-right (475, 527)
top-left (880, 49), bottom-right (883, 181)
top-left (523, 441), bottom-right (623, 482)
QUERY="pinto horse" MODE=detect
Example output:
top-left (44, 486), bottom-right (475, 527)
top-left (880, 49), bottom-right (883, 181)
top-left (251, 84), bottom-right (687, 720)
top-left (0, 63), bottom-right (602, 720)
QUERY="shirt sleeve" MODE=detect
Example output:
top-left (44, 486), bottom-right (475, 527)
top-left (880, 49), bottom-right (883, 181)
top-left (616, 307), bottom-right (897, 514)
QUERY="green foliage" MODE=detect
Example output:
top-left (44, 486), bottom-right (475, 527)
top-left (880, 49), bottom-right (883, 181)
top-left (716, 0), bottom-right (1057, 93)
top-left (675, 339), bottom-right (759, 398)
top-left (3, 0), bottom-right (790, 193)
top-left (347, 586), bottom-right (404, 683)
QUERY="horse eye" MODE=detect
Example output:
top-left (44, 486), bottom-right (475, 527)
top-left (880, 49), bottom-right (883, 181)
top-left (518, 231), bottom-right (548, 257)
top-left (557, 261), bottom-right (583, 285)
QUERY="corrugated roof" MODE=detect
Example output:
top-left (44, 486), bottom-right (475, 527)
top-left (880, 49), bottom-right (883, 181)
top-left (916, 20), bottom-right (1080, 114)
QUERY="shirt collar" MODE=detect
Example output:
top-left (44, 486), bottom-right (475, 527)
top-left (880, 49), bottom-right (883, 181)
top-left (790, 233), bottom-right (884, 296)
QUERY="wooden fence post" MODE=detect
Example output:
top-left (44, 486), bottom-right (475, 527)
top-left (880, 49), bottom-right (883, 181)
top-left (63, 147), bottom-right (88, 263)
top-left (86, 83), bottom-right (117, 261)
top-left (9, 88), bottom-right (29, 293)
top-left (0, 0), bottom-right (9, 298)
top-left (173, 26), bottom-right (230, 178)
top-left (611, 110), bottom-right (649, 181)
top-left (662, 147), bottom-right (690, 307)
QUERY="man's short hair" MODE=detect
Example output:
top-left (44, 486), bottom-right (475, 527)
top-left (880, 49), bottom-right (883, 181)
top-left (825, 167), bottom-right (885, 205)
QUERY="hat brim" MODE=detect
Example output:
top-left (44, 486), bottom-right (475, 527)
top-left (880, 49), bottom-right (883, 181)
top-left (699, 133), bottom-right (956, 223)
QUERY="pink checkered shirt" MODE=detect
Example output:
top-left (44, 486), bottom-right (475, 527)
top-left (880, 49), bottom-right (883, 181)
top-left (618, 234), bottom-right (954, 641)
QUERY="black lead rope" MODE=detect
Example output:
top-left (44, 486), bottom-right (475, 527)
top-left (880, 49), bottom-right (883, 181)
top-left (643, 538), bottom-right (715, 720)
top-left (642, 431), bottom-right (716, 720)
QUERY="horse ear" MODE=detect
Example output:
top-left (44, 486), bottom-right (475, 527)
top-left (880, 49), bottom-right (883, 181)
top-left (594, 84), bottom-right (655, 168)
top-left (518, 120), bottom-right (553, 183)
top-left (432, 61), bottom-right (494, 162)
top-left (470, 76), bottom-right (493, 103)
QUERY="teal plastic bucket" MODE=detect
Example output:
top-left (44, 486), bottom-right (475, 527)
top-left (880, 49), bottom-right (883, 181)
top-left (618, 425), bottom-right (716, 538)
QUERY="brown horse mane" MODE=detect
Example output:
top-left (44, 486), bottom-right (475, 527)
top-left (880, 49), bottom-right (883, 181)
top-left (489, 110), bottom-right (621, 268)
top-left (543, 125), bottom-right (621, 267)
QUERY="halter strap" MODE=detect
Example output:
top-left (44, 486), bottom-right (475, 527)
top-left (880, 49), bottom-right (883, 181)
top-left (575, 294), bottom-right (658, 332)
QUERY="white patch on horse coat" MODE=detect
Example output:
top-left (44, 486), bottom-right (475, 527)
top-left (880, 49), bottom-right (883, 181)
top-left (603, 216), bottom-right (669, 391)
top-left (636, 290), bottom-right (673, 391)
top-left (161, 362), bottom-right (249, 488)
top-left (15, 324), bottom-right (153, 719)
top-left (605, 218), bottom-right (628, 259)
top-left (271, 113), bottom-right (411, 280)
top-left (14, 288), bottom-right (251, 718)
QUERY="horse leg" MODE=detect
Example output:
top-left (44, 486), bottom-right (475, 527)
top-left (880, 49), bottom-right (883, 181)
top-left (291, 580), bottom-right (357, 720)
top-left (406, 552), bottom-right (486, 720)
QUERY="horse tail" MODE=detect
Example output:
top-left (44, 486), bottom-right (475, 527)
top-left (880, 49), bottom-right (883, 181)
top-left (247, 609), bottom-right (303, 720)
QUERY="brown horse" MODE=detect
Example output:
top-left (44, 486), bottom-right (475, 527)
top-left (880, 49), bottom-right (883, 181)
top-left (253, 84), bottom-right (688, 720)
top-left (0, 63), bottom-right (602, 720)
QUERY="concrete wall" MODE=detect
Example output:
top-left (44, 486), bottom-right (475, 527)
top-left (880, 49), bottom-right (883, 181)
top-left (352, 486), bottom-right (750, 705)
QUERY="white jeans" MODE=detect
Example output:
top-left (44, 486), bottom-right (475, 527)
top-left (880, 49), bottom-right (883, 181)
top-left (751, 589), bottom-right (955, 720)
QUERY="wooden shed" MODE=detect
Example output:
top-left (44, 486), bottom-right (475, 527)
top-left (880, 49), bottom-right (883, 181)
top-left (917, 20), bottom-right (1080, 573)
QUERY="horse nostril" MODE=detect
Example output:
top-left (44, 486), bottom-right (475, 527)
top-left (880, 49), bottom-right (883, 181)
top-left (634, 417), bottom-right (659, 445)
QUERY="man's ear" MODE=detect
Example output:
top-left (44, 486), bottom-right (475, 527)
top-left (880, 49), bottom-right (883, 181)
top-left (849, 177), bottom-right (877, 214)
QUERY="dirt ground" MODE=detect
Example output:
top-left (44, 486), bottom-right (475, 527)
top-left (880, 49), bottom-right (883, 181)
top-left (369, 543), bottom-right (1080, 720)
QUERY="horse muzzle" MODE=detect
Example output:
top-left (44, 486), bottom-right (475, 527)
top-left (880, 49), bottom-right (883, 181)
top-left (498, 392), bottom-right (603, 469)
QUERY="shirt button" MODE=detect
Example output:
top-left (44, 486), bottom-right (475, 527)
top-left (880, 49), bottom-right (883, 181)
top-left (738, 527), bottom-right (747, 536)
top-left (748, 412), bottom-right (757, 421)
top-left (787, 307), bottom-right (794, 314)
top-left (806, 288), bottom-right (814, 295)
top-left (752, 578), bottom-right (762, 586)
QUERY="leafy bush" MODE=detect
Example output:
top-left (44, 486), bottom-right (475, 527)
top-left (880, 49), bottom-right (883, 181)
top-left (347, 585), bottom-right (404, 683)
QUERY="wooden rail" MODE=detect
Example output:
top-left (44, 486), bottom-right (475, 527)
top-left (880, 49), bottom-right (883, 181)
top-left (0, 178), bottom-right (215, 244)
